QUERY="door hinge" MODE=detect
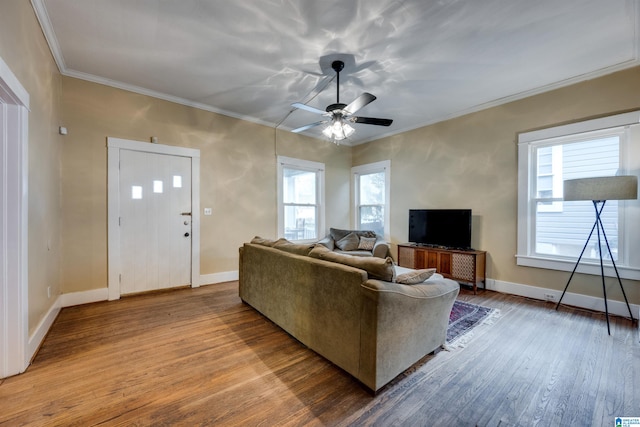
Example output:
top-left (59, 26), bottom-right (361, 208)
top-left (119, 274), bottom-right (122, 283)
top-left (119, 217), bottom-right (121, 226)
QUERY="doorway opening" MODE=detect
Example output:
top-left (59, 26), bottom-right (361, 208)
top-left (0, 57), bottom-right (29, 378)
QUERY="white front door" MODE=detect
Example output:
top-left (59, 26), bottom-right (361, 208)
top-left (119, 149), bottom-right (192, 294)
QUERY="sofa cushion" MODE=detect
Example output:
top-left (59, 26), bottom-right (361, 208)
top-left (310, 244), bottom-right (396, 282)
top-left (357, 236), bottom-right (376, 251)
top-left (272, 238), bottom-right (315, 256)
top-left (330, 227), bottom-right (377, 242)
top-left (336, 232), bottom-right (360, 251)
top-left (396, 268), bottom-right (437, 284)
top-left (251, 236), bottom-right (277, 247)
top-left (335, 250), bottom-right (373, 257)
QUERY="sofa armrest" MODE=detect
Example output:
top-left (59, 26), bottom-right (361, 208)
top-left (361, 278), bottom-right (459, 299)
top-left (372, 240), bottom-right (390, 258)
top-left (358, 278), bottom-right (459, 391)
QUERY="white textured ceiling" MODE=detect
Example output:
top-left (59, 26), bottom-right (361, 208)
top-left (34, 0), bottom-right (640, 145)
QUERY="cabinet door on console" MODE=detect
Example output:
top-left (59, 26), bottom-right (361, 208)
top-left (398, 246), bottom-right (416, 268)
top-left (425, 251), bottom-right (438, 269)
top-left (414, 250), bottom-right (426, 269)
top-left (451, 253), bottom-right (476, 282)
top-left (439, 252), bottom-right (452, 275)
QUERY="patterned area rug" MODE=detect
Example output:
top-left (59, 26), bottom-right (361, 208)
top-left (447, 300), bottom-right (499, 347)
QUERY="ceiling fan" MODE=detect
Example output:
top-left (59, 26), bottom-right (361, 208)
top-left (291, 60), bottom-right (393, 142)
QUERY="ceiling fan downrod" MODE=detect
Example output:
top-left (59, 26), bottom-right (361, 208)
top-left (327, 60), bottom-right (347, 113)
top-left (332, 60), bottom-right (344, 104)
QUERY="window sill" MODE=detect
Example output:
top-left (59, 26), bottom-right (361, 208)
top-left (516, 254), bottom-right (640, 281)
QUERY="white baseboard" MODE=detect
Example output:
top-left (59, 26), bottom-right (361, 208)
top-left (199, 270), bottom-right (238, 286)
top-left (487, 278), bottom-right (639, 319)
top-left (27, 298), bottom-right (60, 363)
top-left (60, 287), bottom-right (109, 308)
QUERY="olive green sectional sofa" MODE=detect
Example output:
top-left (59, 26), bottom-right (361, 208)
top-left (238, 238), bottom-right (460, 392)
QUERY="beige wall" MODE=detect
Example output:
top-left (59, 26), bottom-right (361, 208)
top-left (2, 0), bottom-right (638, 330)
top-left (0, 0), bottom-right (63, 334)
top-left (353, 66), bottom-right (640, 305)
top-left (60, 77), bottom-right (351, 293)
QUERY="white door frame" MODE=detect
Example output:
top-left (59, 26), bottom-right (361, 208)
top-left (107, 137), bottom-right (201, 300)
top-left (0, 56), bottom-right (30, 378)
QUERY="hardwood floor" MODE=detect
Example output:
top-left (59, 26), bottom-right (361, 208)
top-left (1, 282), bottom-right (638, 426)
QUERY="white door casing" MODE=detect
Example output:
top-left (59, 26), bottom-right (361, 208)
top-left (107, 138), bottom-right (200, 300)
top-left (119, 150), bottom-right (192, 294)
top-left (0, 56), bottom-right (29, 378)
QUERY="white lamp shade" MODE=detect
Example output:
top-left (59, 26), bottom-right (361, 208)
top-left (563, 175), bottom-right (638, 201)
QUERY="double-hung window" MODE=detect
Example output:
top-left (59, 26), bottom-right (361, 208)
top-left (517, 111), bottom-right (640, 279)
top-left (352, 160), bottom-right (390, 239)
top-left (277, 156), bottom-right (324, 242)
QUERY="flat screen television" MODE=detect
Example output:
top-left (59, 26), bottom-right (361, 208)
top-left (408, 209), bottom-right (472, 250)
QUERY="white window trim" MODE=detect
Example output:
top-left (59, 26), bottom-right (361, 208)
top-left (277, 156), bottom-right (325, 243)
top-left (352, 160), bottom-right (391, 241)
top-left (517, 110), bottom-right (640, 280)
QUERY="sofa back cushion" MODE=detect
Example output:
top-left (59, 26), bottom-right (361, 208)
top-left (272, 238), bottom-right (315, 256)
top-left (251, 236), bottom-right (314, 256)
top-left (310, 244), bottom-right (396, 282)
top-left (251, 236), bottom-right (278, 246)
top-left (330, 228), bottom-right (377, 242)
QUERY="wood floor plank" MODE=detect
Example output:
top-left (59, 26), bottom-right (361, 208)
top-left (0, 281), bottom-right (638, 426)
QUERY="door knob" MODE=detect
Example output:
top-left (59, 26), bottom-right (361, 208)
top-left (184, 232), bottom-right (190, 237)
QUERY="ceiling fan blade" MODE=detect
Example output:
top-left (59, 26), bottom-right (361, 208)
top-left (352, 116), bottom-right (393, 126)
top-left (291, 121), bottom-right (327, 133)
top-left (291, 102), bottom-right (326, 115)
top-left (343, 92), bottom-right (376, 115)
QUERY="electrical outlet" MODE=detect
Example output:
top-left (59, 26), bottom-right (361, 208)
top-left (47, 286), bottom-right (51, 298)
top-left (544, 293), bottom-right (555, 301)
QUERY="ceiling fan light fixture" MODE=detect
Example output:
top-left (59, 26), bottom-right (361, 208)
top-left (323, 118), bottom-right (354, 142)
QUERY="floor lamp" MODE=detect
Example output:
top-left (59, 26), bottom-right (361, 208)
top-left (556, 175), bottom-right (638, 335)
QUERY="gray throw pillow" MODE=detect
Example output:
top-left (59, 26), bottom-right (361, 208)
top-left (396, 268), bottom-right (437, 284)
top-left (357, 236), bottom-right (376, 251)
top-left (336, 232), bottom-right (360, 251)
